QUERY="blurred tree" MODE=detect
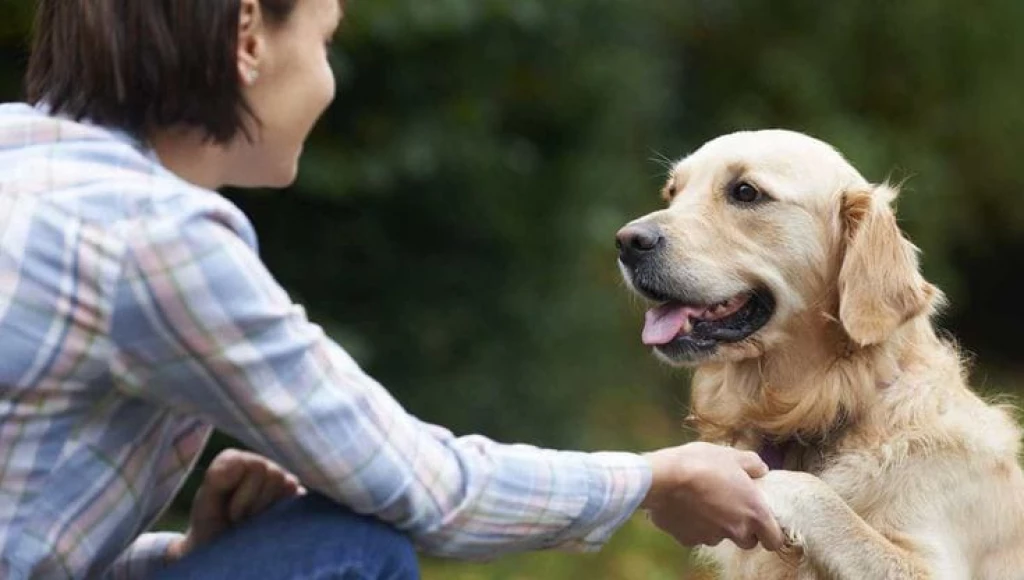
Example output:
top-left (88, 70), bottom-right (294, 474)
top-left (239, 0), bottom-right (678, 444)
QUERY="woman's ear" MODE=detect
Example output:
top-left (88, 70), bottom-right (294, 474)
top-left (837, 184), bottom-right (940, 346)
top-left (237, 0), bottom-right (266, 86)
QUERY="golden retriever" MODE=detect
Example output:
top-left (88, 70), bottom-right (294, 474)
top-left (616, 130), bottom-right (1024, 579)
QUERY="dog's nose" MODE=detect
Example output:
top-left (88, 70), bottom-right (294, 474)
top-left (616, 223), bottom-right (663, 267)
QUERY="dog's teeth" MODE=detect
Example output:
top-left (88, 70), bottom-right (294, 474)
top-left (681, 317), bottom-right (693, 334)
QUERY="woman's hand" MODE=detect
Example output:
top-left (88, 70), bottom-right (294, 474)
top-left (641, 442), bottom-right (785, 551)
top-left (168, 449), bottom-right (306, 561)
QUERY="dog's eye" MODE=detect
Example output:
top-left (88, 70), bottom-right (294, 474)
top-left (729, 182), bottom-right (762, 204)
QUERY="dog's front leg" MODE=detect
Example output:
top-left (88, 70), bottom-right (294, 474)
top-left (757, 470), bottom-right (932, 580)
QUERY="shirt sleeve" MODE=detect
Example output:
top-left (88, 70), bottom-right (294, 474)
top-left (103, 532), bottom-right (182, 580)
top-left (107, 204), bottom-right (651, 558)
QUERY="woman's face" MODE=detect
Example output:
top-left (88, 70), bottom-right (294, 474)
top-left (225, 0), bottom-right (342, 188)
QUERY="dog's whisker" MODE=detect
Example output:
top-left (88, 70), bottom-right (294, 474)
top-left (647, 148), bottom-right (675, 169)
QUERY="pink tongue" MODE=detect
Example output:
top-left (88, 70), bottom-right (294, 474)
top-left (642, 303), bottom-right (703, 345)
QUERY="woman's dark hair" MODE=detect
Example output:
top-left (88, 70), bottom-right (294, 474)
top-left (25, 0), bottom-right (298, 144)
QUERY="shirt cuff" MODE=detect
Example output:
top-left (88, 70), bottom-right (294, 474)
top-left (105, 531), bottom-right (184, 580)
top-left (557, 451), bottom-right (652, 552)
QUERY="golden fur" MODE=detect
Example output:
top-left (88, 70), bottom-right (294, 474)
top-left (622, 130), bottom-right (1024, 579)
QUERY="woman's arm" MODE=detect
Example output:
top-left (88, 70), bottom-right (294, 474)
top-left (107, 204), bottom-right (651, 558)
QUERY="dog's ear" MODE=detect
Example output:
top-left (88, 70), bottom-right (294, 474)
top-left (837, 184), bottom-right (939, 346)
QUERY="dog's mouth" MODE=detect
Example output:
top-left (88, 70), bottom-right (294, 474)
top-left (640, 289), bottom-right (776, 360)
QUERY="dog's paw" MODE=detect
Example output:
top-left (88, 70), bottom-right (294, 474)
top-left (777, 527), bottom-right (806, 567)
top-left (755, 470), bottom-right (828, 542)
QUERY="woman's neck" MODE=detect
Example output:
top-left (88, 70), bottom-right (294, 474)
top-left (148, 128), bottom-right (229, 190)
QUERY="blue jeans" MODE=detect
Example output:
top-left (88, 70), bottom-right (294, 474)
top-left (155, 493), bottom-right (420, 580)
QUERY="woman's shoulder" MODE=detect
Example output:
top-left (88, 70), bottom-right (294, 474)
top-left (0, 102), bottom-right (254, 242)
top-left (1, 102), bottom-right (186, 200)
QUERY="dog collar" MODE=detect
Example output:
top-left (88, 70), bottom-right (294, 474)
top-left (758, 440), bottom-right (790, 470)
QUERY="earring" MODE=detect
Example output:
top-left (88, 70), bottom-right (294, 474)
top-left (245, 68), bottom-right (260, 85)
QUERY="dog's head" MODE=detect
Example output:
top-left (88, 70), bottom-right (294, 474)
top-left (618, 130), bottom-right (939, 366)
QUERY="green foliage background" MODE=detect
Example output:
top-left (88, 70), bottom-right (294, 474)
top-left (2, 1), bottom-right (1022, 577)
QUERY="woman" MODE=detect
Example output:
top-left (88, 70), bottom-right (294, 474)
top-left (0, 0), bottom-right (784, 578)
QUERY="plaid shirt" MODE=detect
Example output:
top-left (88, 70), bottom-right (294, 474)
top-left (0, 103), bottom-right (651, 579)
